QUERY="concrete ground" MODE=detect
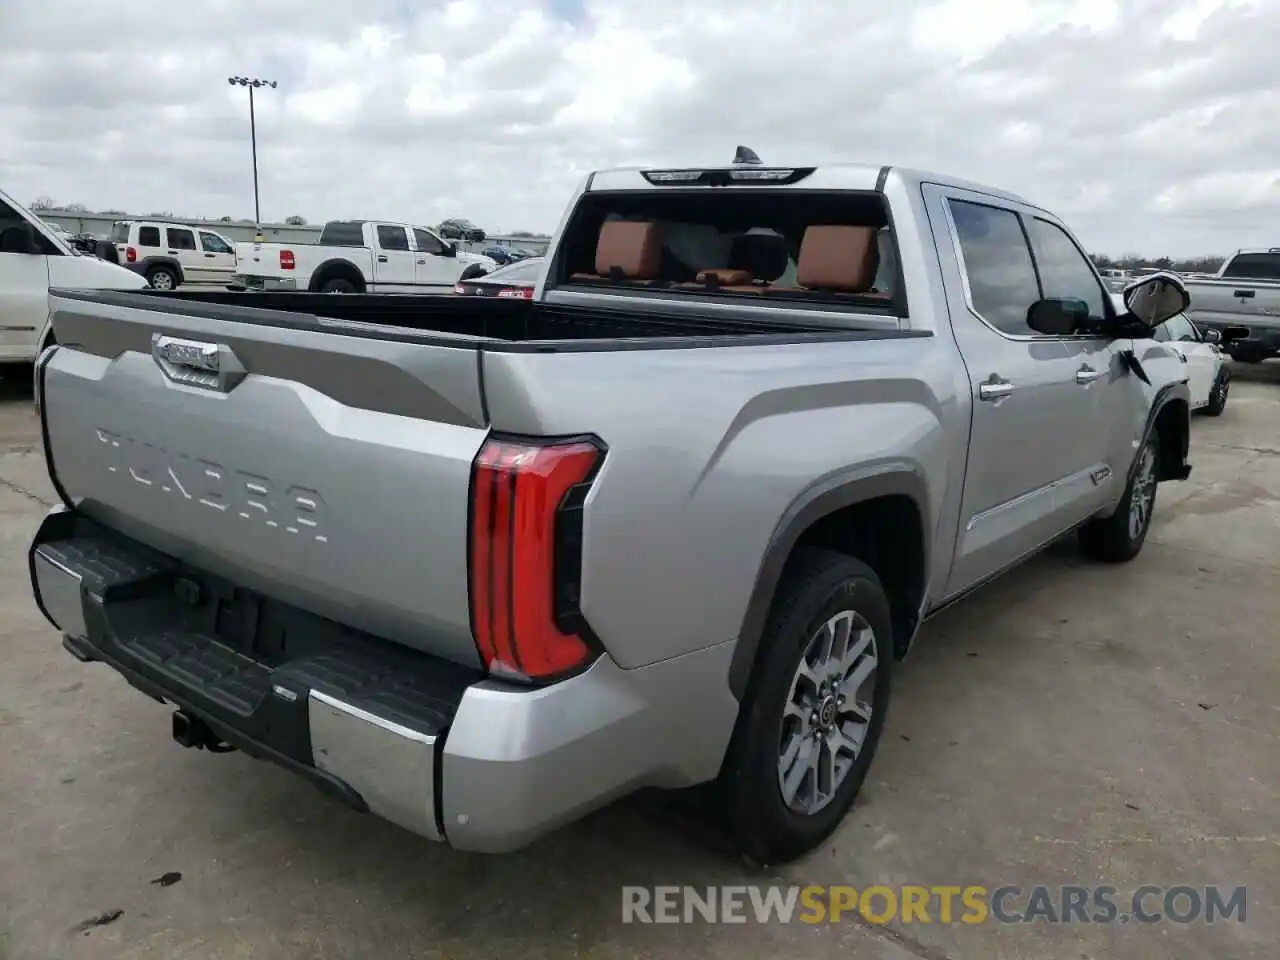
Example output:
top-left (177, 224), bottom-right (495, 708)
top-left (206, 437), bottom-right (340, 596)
top-left (0, 363), bottom-right (1276, 960)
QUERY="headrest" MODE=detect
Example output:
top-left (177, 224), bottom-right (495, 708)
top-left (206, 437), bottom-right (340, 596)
top-left (796, 225), bottom-right (880, 293)
top-left (595, 220), bottom-right (661, 280)
top-left (0, 224), bottom-right (38, 254)
top-left (729, 233), bottom-right (789, 282)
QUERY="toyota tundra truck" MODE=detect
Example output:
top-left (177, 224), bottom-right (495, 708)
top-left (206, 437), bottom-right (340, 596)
top-left (1182, 247), bottom-right (1280, 363)
top-left (29, 158), bottom-right (1193, 865)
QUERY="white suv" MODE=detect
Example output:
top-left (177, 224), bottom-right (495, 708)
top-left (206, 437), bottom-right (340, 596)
top-left (110, 220), bottom-right (237, 289)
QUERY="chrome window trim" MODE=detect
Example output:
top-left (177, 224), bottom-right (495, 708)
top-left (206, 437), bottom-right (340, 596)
top-left (940, 194), bottom-right (1114, 345)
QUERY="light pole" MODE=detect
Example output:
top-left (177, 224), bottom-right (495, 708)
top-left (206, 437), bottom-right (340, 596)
top-left (228, 76), bottom-right (277, 234)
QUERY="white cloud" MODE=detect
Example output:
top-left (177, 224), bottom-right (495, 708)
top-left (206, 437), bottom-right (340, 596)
top-left (1, 0), bottom-right (1278, 255)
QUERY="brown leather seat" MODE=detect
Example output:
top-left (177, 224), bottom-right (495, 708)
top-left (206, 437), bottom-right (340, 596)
top-left (571, 220), bottom-right (662, 284)
top-left (768, 225), bottom-right (880, 296)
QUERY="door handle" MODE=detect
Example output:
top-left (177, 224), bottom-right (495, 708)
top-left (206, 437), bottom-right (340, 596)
top-left (1074, 366), bottom-right (1103, 384)
top-left (168, 250), bottom-right (179, 255)
top-left (377, 255), bottom-right (388, 263)
top-left (977, 377), bottom-right (1014, 402)
top-left (416, 258), bottom-right (425, 264)
top-left (1234, 290), bottom-right (1255, 299)
top-left (204, 253), bottom-right (215, 258)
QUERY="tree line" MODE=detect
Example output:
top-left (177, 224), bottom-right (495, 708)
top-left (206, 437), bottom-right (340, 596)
top-left (1089, 252), bottom-right (1225, 273)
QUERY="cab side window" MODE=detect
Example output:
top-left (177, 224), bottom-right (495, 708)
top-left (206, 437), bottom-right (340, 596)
top-left (199, 232), bottom-right (233, 254)
top-left (1164, 316), bottom-right (1197, 342)
top-left (413, 228), bottom-right (446, 255)
top-left (137, 226), bottom-right (161, 247)
top-left (376, 225), bottom-right (410, 251)
top-left (0, 199), bottom-right (60, 255)
top-left (166, 228), bottom-right (197, 251)
top-left (949, 199), bottom-right (1043, 336)
top-left (1025, 217), bottom-right (1108, 321)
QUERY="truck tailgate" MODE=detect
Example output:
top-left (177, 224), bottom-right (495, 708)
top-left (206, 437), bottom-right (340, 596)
top-left (40, 300), bottom-right (489, 668)
top-left (1186, 279), bottom-right (1280, 329)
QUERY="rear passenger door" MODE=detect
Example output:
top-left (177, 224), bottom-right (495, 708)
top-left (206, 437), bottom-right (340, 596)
top-left (372, 224), bottom-right (417, 292)
top-left (164, 226), bottom-right (202, 282)
top-left (923, 186), bottom-right (1095, 597)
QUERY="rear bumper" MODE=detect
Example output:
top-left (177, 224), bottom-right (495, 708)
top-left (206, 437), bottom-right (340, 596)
top-left (29, 507), bottom-right (738, 852)
top-left (230, 273), bottom-right (297, 291)
top-left (1196, 319), bottom-right (1280, 359)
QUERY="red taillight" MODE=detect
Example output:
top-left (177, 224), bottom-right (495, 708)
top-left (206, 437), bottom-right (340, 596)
top-left (454, 283), bottom-right (466, 294)
top-left (279, 250), bottom-right (296, 270)
top-left (469, 437), bottom-right (603, 681)
top-left (497, 286), bottom-right (533, 299)
top-left (126, 246), bottom-right (137, 263)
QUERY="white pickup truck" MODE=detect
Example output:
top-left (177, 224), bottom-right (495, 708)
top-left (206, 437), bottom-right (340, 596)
top-left (232, 219), bottom-right (496, 294)
top-left (0, 188), bottom-right (147, 364)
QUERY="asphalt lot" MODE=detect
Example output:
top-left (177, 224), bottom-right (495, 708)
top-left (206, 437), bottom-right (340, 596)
top-left (0, 362), bottom-right (1276, 960)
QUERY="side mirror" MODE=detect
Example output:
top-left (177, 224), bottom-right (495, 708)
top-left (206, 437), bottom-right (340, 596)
top-left (1026, 297), bottom-right (1090, 336)
top-left (1122, 273), bottom-right (1190, 329)
top-left (1202, 328), bottom-right (1222, 344)
top-left (446, 241), bottom-right (458, 257)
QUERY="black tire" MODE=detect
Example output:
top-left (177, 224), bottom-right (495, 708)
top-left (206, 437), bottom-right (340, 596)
top-left (1079, 433), bottom-right (1159, 563)
top-left (1204, 368), bottom-right (1229, 417)
top-left (719, 548), bottom-right (893, 865)
top-left (459, 264), bottom-right (488, 282)
top-left (146, 266), bottom-right (178, 291)
top-left (318, 276), bottom-right (357, 294)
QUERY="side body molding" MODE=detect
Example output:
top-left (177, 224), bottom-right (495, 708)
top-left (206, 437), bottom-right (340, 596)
top-left (727, 467), bottom-right (931, 700)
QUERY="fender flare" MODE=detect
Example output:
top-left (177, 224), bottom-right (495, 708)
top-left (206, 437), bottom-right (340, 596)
top-left (727, 468), bottom-right (931, 700)
top-left (308, 258), bottom-right (367, 292)
top-left (139, 256), bottom-right (184, 284)
top-left (1134, 381), bottom-right (1192, 486)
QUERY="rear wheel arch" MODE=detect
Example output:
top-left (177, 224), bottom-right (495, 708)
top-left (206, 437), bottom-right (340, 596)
top-left (729, 472), bottom-right (930, 700)
top-left (309, 259), bottom-right (367, 293)
top-left (143, 258), bottom-right (182, 287)
top-left (1148, 392), bottom-right (1190, 483)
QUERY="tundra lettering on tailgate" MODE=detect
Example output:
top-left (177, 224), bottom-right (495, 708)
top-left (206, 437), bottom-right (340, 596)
top-left (94, 428), bottom-right (327, 543)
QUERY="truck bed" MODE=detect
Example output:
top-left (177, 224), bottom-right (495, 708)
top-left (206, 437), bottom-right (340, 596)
top-left (1183, 277), bottom-right (1280, 360)
top-left (54, 288), bottom-right (900, 350)
top-left (42, 286), bottom-right (928, 671)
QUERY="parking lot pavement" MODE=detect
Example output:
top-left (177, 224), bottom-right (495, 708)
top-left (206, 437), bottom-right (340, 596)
top-left (0, 365), bottom-right (1276, 960)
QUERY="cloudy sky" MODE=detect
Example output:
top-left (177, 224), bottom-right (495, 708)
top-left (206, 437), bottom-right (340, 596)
top-left (2, 0), bottom-right (1277, 256)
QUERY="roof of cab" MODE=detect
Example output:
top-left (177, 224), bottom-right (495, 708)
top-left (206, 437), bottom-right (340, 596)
top-left (584, 162), bottom-right (1035, 210)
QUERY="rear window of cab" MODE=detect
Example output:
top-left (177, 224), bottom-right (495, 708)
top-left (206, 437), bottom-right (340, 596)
top-left (553, 189), bottom-right (900, 311)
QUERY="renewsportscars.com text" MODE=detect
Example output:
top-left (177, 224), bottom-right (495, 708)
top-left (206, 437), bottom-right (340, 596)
top-left (621, 885), bottom-right (1247, 925)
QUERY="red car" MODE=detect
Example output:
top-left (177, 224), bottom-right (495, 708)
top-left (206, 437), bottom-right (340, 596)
top-left (453, 257), bottom-right (544, 299)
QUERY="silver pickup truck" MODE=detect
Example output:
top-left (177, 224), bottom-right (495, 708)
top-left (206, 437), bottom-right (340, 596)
top-left (29, 159), bottom-right (1193, 865)
top-left (1183, 247), bottom-right (1280, 363)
